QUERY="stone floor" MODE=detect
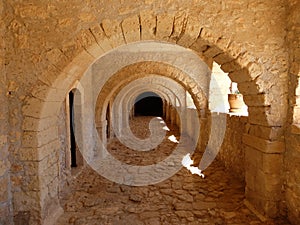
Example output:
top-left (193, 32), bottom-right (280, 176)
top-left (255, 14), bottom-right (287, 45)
top-left (57, 116), bottom-right (290, 225)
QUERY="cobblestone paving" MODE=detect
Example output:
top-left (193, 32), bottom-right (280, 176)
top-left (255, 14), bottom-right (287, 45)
top-left (57, 117), bottom-right (289, 225)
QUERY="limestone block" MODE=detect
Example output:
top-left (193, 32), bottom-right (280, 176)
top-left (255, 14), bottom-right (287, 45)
top-left (89, 24), bottom-right (112, 52)
top-left (228, 41), bottom-right (248, 60)
top-left (30, 82), bottom-right (51, 101)
top-left (189, 37), bottom-right (208, 53)
top-left (262, 153), bottom-right (283, 174)
top-left (140, 10), bottom-right (156, 40)
top-left (263, 200), bottom-right (280, 218)
top-left (291, 62), bottom-right (299, 76)
top-left (202, 46), bottom-right (222, 58)
top-left (156, 14), bottom-right (174, 41)
top-left (192, 201), bottom-right (216, 210)
top-left (121, 15), bottom-right (140, 43)
top-left (39, 162), bottom-right (59, 188)
top-left (248, 106), bottom-right (285, 127)
top-left (245, 187), bottom-right (279, 218)
top-left (245, 146), bottom-right (263, 169)
top-left (22, 116), bottom-right (57, 133)
top-left (47, 177), bottom-right (59, 198)
top-left (247, 62), bottom-right (264, 80)
top-left (39, 140), bottom-right (60, 163)
top-left (22, 97), bottom-right (44, 118)
top-left (228, 69), bottom-right (251, 83)
top-left (200, 27), bottom-right (220, 45)
top-left (19, 147), bottom-right (38, 161)
top-left (43, 88), bottom-right (66, 103)
top-left (0, 206), bottom-right (11, 224)
top-left (238, 81), bottom-right (262, 95)
top-left (61, 50), bottom-right (94, 80)
top-left (23, 162), bottom-right (39, 177)
top-left (46, 148), bottom-right (60, 167)
top-left (169, 12), bottom-right (186, 43)
top-left (213, 52), bottom-right (233, 65)
top-left (45, 49), bottom-right (68, 71)
top-left (243, 134), bottom-right (285, 153)
top-left (0, 135), bottom-right (7, 153)
top-left (243, 94), bottom-right (268, 107)
top-left (17, 5), bottom-right (48, 19)
top-left (177, 16), bottom-right (202, 47)
top-left (60, 38), bottom-right (84, 62)
top-left (38, 65), bottom-right (61, 87)
top-left (22, 126), bottom-right (58, 148)
top-left (11, 174), bottom-right (22, 188)
top-left (77, 29), bottom-right (104, 58)
top-left (13, 190), bottom-right (41, 212)
top-left (0, 176), bottom-right (9, 202)
top-left (255, 169), bottom-right (282, 200)
top-left (0, 159), bottom-right (8, 177)
top-left (101, 19), bottom-right (125, 48)
top-left (286, 189), bottom-right (300, 221)
top-left (215, 35), bottom-right (232, 53)
top-left (23, 175), bottom-right (40, 191)
top-left (221, 60), bottom-right (241, 73)
top-left (246, 124), bottom-right (283, 141)
top-left (40, 101), bottom-right (61, 119)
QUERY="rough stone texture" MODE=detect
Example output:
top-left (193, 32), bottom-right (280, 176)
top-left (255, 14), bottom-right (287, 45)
top-left (56, 117), bottom-right (289, 225)
top-left (0, 1), bottom-right (13, 224)
top-left (285, 1), bottom-right (300, 224)
top-left (218, 115), bottom-right (247, 181)
top-left (0, 0), bottom-right (297, 224)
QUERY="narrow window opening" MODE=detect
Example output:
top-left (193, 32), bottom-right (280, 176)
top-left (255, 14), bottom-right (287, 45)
top-left (106, 103), bottom-right (110, 139)
top-left (69, 91), bottom-right (77, 167)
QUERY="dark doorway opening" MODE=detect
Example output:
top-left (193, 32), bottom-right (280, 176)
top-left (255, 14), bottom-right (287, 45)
top-left (134, 92), bottom-right (163, 117)
top-left (106, 103), bottom-right (110, 139)
top-left (69, 90), bottom-right (77, 167)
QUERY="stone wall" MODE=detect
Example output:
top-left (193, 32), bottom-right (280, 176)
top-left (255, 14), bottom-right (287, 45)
top-left (285, 0), bottom-right (300, 224)
top-left (1, 0), bottom-right (295, 223)
top-left (218, 114), bottom-right (247, 181)
top-left (187, 110), bottom-right (247, 182)
top-left (0, 82), bottom-right (12, 225)
top-left (58, 100), bottom-right (69, 192)
top-left (0, 1), bottom-right (13, 224)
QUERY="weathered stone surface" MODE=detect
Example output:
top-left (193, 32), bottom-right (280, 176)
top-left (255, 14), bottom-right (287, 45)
top-left (243, 134), bottom-right (285, 154)
top-left (55, 117), bottom-right (289, 225)
top-left (140, 10), bottom-right (156, 40)
top-left (156, 14), bottom-right (174, 41)
top-left (218, 114), bottom-right (247, 181)
top-left (122, 15), bottom-right (140, 43)
top-left (1, 1), bottom-right (298, 224)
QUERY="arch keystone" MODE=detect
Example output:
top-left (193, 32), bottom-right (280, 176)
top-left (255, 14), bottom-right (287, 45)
top-left (121, 15), bottom-right (140, 43)
top-left (156, 14), bottom-right (174, 41)
top-left (203, 46), bottom-right (222, 58)
top-left (177, 16), bottom-right (201, 47)
top-left (101, 19), bottom-right (125, 48)
top-left (169, 12), bottom-right (187, 43)
top-left (140, 10), bottom-right (156, 40)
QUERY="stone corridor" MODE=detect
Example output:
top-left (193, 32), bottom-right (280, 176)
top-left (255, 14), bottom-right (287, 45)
top-left (56, 117), bottom-right (289, 225)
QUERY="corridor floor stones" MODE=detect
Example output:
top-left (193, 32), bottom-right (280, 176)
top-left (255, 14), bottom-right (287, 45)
top-left (57, 117), bottom-right (289, 225)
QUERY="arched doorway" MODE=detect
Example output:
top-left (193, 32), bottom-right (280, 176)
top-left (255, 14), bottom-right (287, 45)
top-left (134, 92), bottom-right (163, 117)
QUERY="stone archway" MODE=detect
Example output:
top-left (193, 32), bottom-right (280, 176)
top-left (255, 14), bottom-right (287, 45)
top-left (19, 13), bottom-right (287, 223)
top-left (96, 75), bottom-right (184, 147)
